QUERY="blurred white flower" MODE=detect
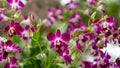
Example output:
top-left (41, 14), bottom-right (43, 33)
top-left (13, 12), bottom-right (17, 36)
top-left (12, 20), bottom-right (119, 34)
top-left (60, 0), bottom-right (71, 5)
top-left (21, 0), bottom-right (27, 4)
top-left (101, 39), bottom-right (120, 62)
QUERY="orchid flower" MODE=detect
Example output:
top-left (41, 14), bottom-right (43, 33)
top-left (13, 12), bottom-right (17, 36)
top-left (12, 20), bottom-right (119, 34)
top-left (7, 0), bottom-right (24, 10)
top-left (65, 0), bottom-right (79, 10)
top-left (5, 20), bottom-right (23, 37)
top-left (4, 57), bottom-right (18, 68)
top-left (47, 29), bottom-right (72, 64)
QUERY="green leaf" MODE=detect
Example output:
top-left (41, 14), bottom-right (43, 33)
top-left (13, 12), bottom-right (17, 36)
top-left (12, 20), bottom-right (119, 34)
top-left (23, 57), bottom-right (42, 68)
top-left (32, 31), bottom-right (40, 41)
top-left (31, 39), bottom-right (36, 46)
top-left (12, 35), bottom-right (21, 44)
top-left (90, 11), bottom-right (96, 20)
top-left (30, 46), bottom-right (40, 56)
top-left (23, 61), bottom-right (33, 68)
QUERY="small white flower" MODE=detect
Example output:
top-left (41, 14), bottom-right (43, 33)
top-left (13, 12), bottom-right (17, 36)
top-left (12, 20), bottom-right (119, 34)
top-left (60, 0), bottom-right (71, 5)
top-left (0, 37), bottom-right (7, 42)
top-left (101, 39), bottom-right (120, 62)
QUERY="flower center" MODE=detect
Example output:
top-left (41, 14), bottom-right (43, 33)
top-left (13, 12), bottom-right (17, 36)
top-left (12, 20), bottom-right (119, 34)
top-left (8, 27), bottom-right (15, 35)
top-left (11, 2), bottom-right (18, 9)
top-left (56, 40), bottom-right (61, 45)
top-left (102, 22), bottom-right (108, 28)
top-left (22, 31), bottom-right (29, 37)
top-left (69, 3), bottom-right (75, 9)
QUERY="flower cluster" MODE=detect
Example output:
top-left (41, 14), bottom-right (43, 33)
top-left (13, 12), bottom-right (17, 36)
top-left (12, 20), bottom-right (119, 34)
top-left (4, 19), bottom-right (34, 40)
top-left (4, 57), bottom-right (18, 68)
top-left (67, 12), bottom-right (87, 34)
top-left (65, 0), bottom-right (79, 10)
top-left (47, 29), bottom-right (72, 65)
top-left (45, 0), bottom-right (120, 67)
top-left (86, 0), bottom-right (98, 5)
top-left (0, 0), bottom-right (35, 68)
top-left (0, 40), bottom-right (20, 68)
top-left (7, 0), bottom-right (24, 10)
top-left (0, 11), bottom-right (9, 22)
top-left (75, 16), bottom-right (120, 67)
top-left (43, 6), bottom-right (64, 27)
top-left (0, 0), bottom-right (120, 67)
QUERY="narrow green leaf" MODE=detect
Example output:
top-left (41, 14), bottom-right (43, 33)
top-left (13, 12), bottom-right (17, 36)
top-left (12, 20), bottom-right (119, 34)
top-left (32, 31), bottom-right (40, 41)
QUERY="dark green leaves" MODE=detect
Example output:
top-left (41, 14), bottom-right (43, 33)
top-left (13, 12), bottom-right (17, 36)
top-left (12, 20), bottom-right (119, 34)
top-left (12, 35), bottom-right (21, 44)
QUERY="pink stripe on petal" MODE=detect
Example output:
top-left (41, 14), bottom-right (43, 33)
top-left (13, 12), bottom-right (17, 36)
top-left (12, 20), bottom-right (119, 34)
top-left (13, 48), bottom-right (21, 53)
top-left (12, 44), bottom-right (18, 48)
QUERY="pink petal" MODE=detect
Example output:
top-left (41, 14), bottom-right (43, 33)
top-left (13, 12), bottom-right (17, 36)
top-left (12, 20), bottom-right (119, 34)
top-left (7, 0), bottom-right (13, 4)
top-left (61, 33), bottom-right (70, 42)
top-left (50, 42), bottom-right (55, 48)
top-left (10, 57), bottom-right (17, 65)
top-left (4, 63), bottom-right (10, 68)
top-left (11, 66), bottom-right (18, 68)
top-left (47, 32), bottom-right (55, 41)
top-left (18, 1), bottom-right (24, 8)
top-left (56, 29), bottom-right (61, 37)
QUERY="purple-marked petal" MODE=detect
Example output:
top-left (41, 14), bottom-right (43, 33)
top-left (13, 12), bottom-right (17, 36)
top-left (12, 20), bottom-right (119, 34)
top-left (0, 55), bottom-right (2, 61)
top-left (106, 16), bottom-right (115, 23)
top-left (116, 58), bottom-right (120, 67)
top-left (18, 1), bottom-right (24, 7)
top-left (56, 6), bottom-right (63, 15)
top-left (4, 63), bottom-right (10, 68)
top-left (4, 26), bottom-right (10, 32)
top-left (10, 57), bottom-right (17, 65)
top-left (48, 8), bottom-right (54, 17)
top-left (105, 30), bottom-right (111, 37)
top-left (31, 27), bottom-right (35, 32)
top-left (65, 0), bottom-right (79, 10)
top-left (11, 20), bottom-right (15, 26)
top-left (61, 33), bottom-right (70, 42)
top-left (7, 0), bottom-right (24, 10)
top-left (3, 52), bottom-right (8, 59)
top-left (47, 32), bottom-right (55, 41)
top-left (50, 42), bottom-right (55, 48)
top-left (82, 61), bottom-right (93, 68)
top-left (56, 29), bottom-right (61, 37)
top-left (25, 25), bottom-right (30, 30)
top-left (76, 39), bottom-right (82, 50)
top-left (11, 66), bottom-right (18, 68)
top-left (100, 64), bottom-right (109, 68)
top-left (7, 0), bottom-right (13, 4)
top-left (15, 0), bottom-right (18, 2)
top-left (6, 40), bottom-right (13, 46)
top-left (63, 55), bottom-right (72, 65)
top-left (86, 0), bottom-right (97, 5)
top-left (13, 48), bottom-right (21, 53)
